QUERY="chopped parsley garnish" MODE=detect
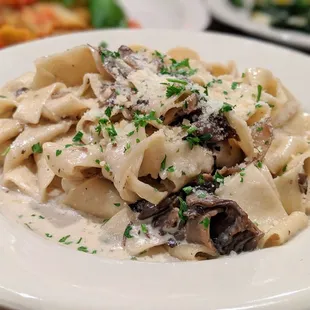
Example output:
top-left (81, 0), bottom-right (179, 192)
top-left (114, 203), bottom-right (121, 207)
top-left (160, 58), bottom-right (197, 76)
top-left (133, 111), bottom-right (162, 130)
top-left (77, 246), bottom-right (89, 253)
top-left (45, 233), bottom-right (53, 238)
top-left (203, 85), bottom-right (209, 96)
top-left (282, 165), bottom-right (287, 173)
top-left (256, 161), bottom-right (263, 168)
top-left (214, 171), bottom-right (224, 184)
top-left (223, 91), bottom-right (228, 95)
top-left (95, 118), bottom-right (109, 135)
top-left (65, 144), bottom-right (73, 148)
top-left (256, 127), bottom-right (263, 132)
top-left (1, 146), bottom-right (10, 156)
top-left (160, 155), bottom-right (167, 171)
top-left (256, 84), bottom-right (263, 102)
top-left (105, 106), bottom-right (113, 118)
top-left (127, 131), bottom-right (135, 137)
top-left (141, 224), bottom-right (148, 234)
top-left (105, 124), bottom-right (118, 141)
top-left (186, 136), bottom-right (200, 149)
top-left (240, 169), bottom-right (246, 183)
top-left (39, 215), bottom-right (45, 219)
top-left (100, 145), bottom-right (103, 152)
top-left (183, 186), bottom-right (193, 194)
top-left (191, 88), bottom-right (200, 94)
top-left (231, 82), bottom-right (239, 90)
top-left (220, 102), bottom-right (234, 113)
top-left (92, 250), bottom-right (97, 254)
top-left (187, 126), bottom-right (198, 134)
top-left (268, 103), bottom-right (275, 108)
top-left (172, 58), bottom-right (189, 69)
top-left (99, 118), bottom-right (109, 125)
top-left (197, 192), bottom-right (207, 199)
top-left (100, 49), bottom-right (120, 61)
top-left (124, 224), bottom-right (133, 238)
top-left (165, 84), bottom-right (185, 98)
top-left (200, 218), bottom-right (210, 229)
top-left (166, 78), bottom-right (188, 85)
top-left (178, 197), bottom-right (188, 222)
top-left (136, 138), bottom-right (140, 143)
top-left (99, 41), bottom-right (108, 48)
top-left (197, 174), bottom-right (205, 185)
top-left (185, 132), bottom-right (212, 149)
top-left (124, 142), bottom-right (131, 153)
top-left (104, 163), bottom-right (111, 172)
top-left (242, 72), bottom-right (245, 78)
top-left (56, 150), bottom-right (62, 156)
top-left (72, 131), bottom-right (83, 142)
top-left (32, 142), bottom-right (43, 154)
top-left (153, 50), bottom-right (165, 61)
top-left (166, 166), bottom-right (175, 173)
top-left (77, 237), bottom-right (82, 244)
top-left (59, 235), bottom-right (70, 243)
top-left (95, 159), bottom-right (100, 164)
top-left (255, 103), bottom-right (262, 108)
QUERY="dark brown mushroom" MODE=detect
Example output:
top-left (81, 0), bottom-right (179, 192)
top-left (164, 93), bottom-right (199, 125)
top-left (193, 113), bottom-right (238, 144)
top-left (298, 173), bottom-right (308, 194)
top-left (102, 57), bottom-right (133, 79)
top-left (185, 193), bottom-right (264, 255)
top-left (129, 194), bottom-right (179, 220)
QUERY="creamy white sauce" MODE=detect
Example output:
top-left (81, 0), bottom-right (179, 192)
top-left (0, 187), bottom-right (177, 262)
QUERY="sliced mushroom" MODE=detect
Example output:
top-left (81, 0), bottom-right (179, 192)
top-left (103, 57), bottom-right (133, 79)
top-left (194, 113), bottom-right (238, 143)
top-left (118, 45), bottom-right (163, 73)
top-left (185, 192), bottom-right (264, 255)
top-left (164, 93), bottom-right (199, 125)
top-left (129, 194), bottom-right (179, 220)
top-left (298, 173), bottom-right (308, 194)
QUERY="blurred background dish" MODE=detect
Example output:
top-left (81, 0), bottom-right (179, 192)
top-left (208, 0), bottom-right (310, 50)
top-left (0, 0), bottom-right (211, 48)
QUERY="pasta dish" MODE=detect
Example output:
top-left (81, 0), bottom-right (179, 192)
top-left (0, 43), bottom-right (309, 261)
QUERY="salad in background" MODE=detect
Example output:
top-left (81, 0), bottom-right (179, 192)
top-left (0, 0), bottom-right (140, 48)
top-left (230, 0), bottom-right (310, 34)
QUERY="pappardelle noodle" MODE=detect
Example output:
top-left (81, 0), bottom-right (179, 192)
top-left (0, 43), bottom-right (309, 261)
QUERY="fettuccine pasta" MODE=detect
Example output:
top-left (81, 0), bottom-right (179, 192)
top-left (0, 43), bottom-right (309, 261)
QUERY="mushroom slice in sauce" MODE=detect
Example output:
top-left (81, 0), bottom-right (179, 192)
top-left (193, 113), bottom-right (238, 144)
top-left (118, 45), bottom-right (164, 73)
top-left (298, 173), bottom-right (308, 194)
top-left (185, 191), bottom-right (264, 255)
top-left (129, 194), bottom-right (179, 220)
top-left (130, 180), bottom-right (263, 259)
top-left (164, 93), bottom-right (199, 125)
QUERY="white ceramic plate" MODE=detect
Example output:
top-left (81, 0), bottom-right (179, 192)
top-left (121, 0), bottom-right (210, 30)
top-left (208, 0), bottom-right (310, 50)
top-left (1, 29), bottom-right (310, 310)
